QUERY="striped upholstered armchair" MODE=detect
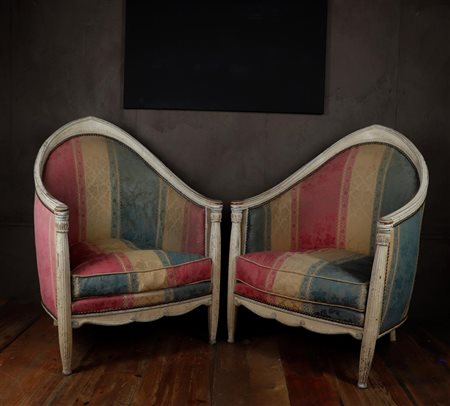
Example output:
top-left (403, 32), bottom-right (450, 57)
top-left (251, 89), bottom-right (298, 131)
top-left (34, 117), bottom-right (222, 375)
top-left (227, 125), bottom-right (428, 388)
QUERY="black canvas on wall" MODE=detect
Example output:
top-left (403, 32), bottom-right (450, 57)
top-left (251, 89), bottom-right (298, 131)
top-left (124, 1), bottom-right (327, 114)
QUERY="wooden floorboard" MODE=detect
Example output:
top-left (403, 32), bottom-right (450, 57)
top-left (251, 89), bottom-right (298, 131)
top-left (0, 300), bottom-right (41, 351)
top-left (0, 303), bottom-right (448, 405)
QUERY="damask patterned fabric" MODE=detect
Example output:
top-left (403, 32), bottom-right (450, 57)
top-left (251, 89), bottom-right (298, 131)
top-left (71, 239), bottom-right (211, 299)
top-left (43, 135), bottom-right (206, 255)
top-left (246, 144), bottom-right (419, 256)
top-left (34, 195), bottom-right (57, 316)
top-left (380, 207), bottom-right (423, 332)
top-left (72, 281), bottom-right (211, 314)
top-left (235, 249), bottom-right (373, 326)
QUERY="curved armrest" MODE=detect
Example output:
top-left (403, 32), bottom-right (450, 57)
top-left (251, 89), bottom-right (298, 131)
top-left (376, 206), bottom-right (424, 333)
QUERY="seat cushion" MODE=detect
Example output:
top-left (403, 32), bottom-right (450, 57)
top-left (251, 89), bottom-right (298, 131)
top-left (72, 282), bottom-right (211, 314)
top-left (235, 249), bottom-right (373, 326)
top-left (70, 239), bottom-right (211, 299)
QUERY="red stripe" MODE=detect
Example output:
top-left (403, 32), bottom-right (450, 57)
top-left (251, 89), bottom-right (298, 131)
top-left (297, 149), bottom-right (352, 250)
top-left (166, 258), bottom-right (211, 287)
top-left (338, 147), bottom-right (358, 248)
top-left (34, 196), bottom-right (57, 316)
top-left (290, 185), bottom-right (301, 250)
top-left (183, 203), bottom-right (206, 256)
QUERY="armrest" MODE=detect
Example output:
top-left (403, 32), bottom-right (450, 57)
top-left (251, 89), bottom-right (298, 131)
top-left (34, 194), bottom-right (59, 316)
top-left (379, 206), bottom-right (425, 332)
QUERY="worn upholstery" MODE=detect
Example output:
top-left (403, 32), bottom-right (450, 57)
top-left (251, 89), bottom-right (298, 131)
top-left (239, 143), bottom-right (422, 329)
top-left (34, 196), bottom-right (58, 315)
top-left (43, 135), bottom-right (206, 254)
top-left (246, 144), bottom-right (419, 256)
top-left (36, 134), bottom-right (210, 316)
top-left (71, 239), bottom-right (211, 299)
top-left (381, 207), bottom-right (423, 332)
top-left (235, 249), bottom-right (373, 326)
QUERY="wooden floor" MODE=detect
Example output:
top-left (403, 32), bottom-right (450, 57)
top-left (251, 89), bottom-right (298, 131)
top-left (0, 301), bottom-right (448, 405)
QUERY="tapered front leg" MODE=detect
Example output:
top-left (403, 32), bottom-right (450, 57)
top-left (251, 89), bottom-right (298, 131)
top-left (227, 210), bottom-right (242, 344)
top-left (208, 209), bottom-right (222, 344)
top-left (358, 228), bottom-right (391, 388)
top-left (55, 214), bottom-right (73, 375)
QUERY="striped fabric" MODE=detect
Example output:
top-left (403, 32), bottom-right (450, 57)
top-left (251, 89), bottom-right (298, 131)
top-left (235, 249), bottom-right (373, 325)
top-left (72, 281), bottom-right (211, 314)
top-left (43, 135), bottom-right (206, 255)
top-left (246, 144), bottom-right (419, 256)
top-left (34, 195), bottom-right (57, 316)
top-left (380, 207), bottom-right (424, 332)
top-left (71, 239), bottom-right (211, 299)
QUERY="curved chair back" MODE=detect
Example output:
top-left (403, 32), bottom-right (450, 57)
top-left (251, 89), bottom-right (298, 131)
top-left (42, 135), bottom-right (206, 254)
top-left (245, 131), bottom-right (422, 256)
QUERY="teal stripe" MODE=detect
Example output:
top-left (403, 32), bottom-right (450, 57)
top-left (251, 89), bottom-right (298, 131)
top-left (156, 250), bottom-right (204, 266)
top-left (299, 255), bottom-right (373, 311)
top-left (380, 208), bottom-right (423, 332)
top-left (165, 281), bottom-right (211, 302)
top-left (246, 205), bottom-right (269, 253)
top-left (379, 148), bottom-right (419, 218)
top-left (107, 140), bottom-right (120, 239)
top-left (114, 142), bottom-right (161, 249)
top-left (155, 180), bottom-right (167, 248)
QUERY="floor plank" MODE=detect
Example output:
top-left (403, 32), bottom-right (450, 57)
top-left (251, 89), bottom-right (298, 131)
top-left (0, 303), bottom-right (448, 405)
top-left (378, 327), bottom-right (450, 405)
top-left (278, 330), bottom-right (341, 406)
top-left (0, 301), bottom-right (41, 352)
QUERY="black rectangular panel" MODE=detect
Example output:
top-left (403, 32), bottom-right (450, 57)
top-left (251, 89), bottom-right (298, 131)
top-left (124, 1), bottom-right (327, 113)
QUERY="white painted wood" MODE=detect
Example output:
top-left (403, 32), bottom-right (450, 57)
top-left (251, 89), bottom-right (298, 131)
top-left (208, 210), bottom-right (222, 344)
top-left (389, 329), bottom-right (397, 342)
top-left (34, 117), bottom-right (223, 374)
top-left (358, 229), bottom-right (391, 388)
top-left (71, 296), bottom-right (212, 327)
top-left (227, 210), bottom-right (243, 343)
top-left (55, 213), bottom-right (72, 375)
top-left (236, 297), bottom-right (363, 339)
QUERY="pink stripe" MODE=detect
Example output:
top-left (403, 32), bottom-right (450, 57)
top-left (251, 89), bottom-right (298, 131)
top-left (338, 147), bottom-right (358, 248)
top-left (34, 196), bottom-right (57, 316)
top-left (183, 203), bottom-right (206, 256)
top-left (235, 283), bottom-right (276, 306)
top-left (43, 138), bottom-right (81, 245)
top-left (290, 185), bottom-right (301, 251)
top-left (297, 149), bottom-right (352, 250)
top-left (166, 259), bottom-right (211, 287)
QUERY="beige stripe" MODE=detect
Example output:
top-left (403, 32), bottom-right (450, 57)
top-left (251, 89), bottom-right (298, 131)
top-left (271, 254), bottom-right (322, 299)
top-left (162, 186), bottom-right (185, 251)
top-left (270, 191), bottom-right (292, 252)
top-left (345, 145), bottom-right (386, 255)
top-left (81, 137), bottom-right (112, 241)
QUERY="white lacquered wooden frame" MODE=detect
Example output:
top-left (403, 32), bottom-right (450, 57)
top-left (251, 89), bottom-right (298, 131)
top-left (227, 124), bottom-right (428, 388)
top-left (34, 116), bottom-right (223, 375)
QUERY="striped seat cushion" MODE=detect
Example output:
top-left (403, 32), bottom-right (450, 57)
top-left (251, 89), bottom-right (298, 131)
top-left (71, 239), bottom-right (211, 299)
top-left (235, 249), bottom-right (374, 326)
top-left (72, 282), bottom-right (211, 314)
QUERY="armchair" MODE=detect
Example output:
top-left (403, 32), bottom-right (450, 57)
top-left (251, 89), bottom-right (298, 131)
top-left (227, 125), bottom-right (428, 388)
top-left (34, 117), bottom-right (222, 375)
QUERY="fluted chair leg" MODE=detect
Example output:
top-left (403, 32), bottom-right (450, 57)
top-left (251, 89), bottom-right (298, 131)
top-left (58, 321), bottom-right (73, 375)
top-left (390, 329), bottom-right (397, 342)
top-left (208, 302), bottom-right (219, 344)
top-left (227, 296), bottom-right (236, 343)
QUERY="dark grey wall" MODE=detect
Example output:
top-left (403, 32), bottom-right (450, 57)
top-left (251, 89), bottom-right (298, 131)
top-left (1, 0), bottom-right (449, 321)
